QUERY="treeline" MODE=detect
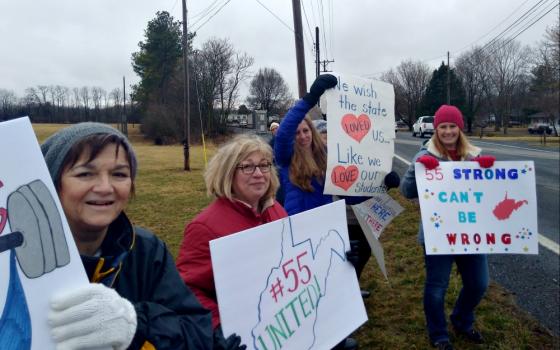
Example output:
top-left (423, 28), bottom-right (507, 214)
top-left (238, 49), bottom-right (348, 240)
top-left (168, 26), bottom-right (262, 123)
top-left (0, 85), bottom-right (138, 125)
top-left (380, 21), bottom-right (559, 134)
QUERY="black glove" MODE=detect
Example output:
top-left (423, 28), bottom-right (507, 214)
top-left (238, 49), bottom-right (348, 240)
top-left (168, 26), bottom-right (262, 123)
top-left (303, 74), bottom-right (338, 106)
top-left (384, 171), bottom-right (400, 189)
top-left (345, 240), bottom-right (361, 269)
top-left (225, 334), bottom-right (246, 350)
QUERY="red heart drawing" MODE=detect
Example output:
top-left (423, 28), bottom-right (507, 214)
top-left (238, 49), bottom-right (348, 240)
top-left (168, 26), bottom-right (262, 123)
top-left (341, 114), bottom-right (371, 142)
top-left (331, 165), bottom-right (359, 191)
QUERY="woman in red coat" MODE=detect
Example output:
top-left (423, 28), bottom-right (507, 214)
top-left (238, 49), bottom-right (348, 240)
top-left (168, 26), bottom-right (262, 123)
top-left (176, 135), bottom-right (287, 331)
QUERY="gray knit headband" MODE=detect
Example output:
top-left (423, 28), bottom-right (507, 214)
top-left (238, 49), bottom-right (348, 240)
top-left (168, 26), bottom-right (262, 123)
top-left (41, 122), bottom-right (137, 187)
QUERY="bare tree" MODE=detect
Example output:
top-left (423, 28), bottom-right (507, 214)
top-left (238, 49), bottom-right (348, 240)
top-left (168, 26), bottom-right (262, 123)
top-left (224, 53), bottom-right (254, 118)
top-left (487, 39), bottom-right (531, 133)
top-left (455, 46), bottom-right (491, 132)
top-left (0, 88), bottom-right (17, 118)
top-left (80, 86), bottom-right (90, 120)
top-left (379, 69), bottom-right (408, 125)
top-left (247, 67), bottom-right (292, 116)
top-left (381, 60), bottom-right (430, 129)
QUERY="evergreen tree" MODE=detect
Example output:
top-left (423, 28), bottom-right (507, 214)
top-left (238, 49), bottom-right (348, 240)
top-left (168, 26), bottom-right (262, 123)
top-left (421, 62), bottom-right (466, 115)
top-left (131, 11), bottom-right (184, 109)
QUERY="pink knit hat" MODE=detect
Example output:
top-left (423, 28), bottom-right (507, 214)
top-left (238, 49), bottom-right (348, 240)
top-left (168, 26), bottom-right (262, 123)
top-left (434, 105), bottom-right (464, 130)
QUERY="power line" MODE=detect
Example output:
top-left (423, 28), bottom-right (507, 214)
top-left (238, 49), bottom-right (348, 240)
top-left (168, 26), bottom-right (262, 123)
top-left (480, 0), bottom-right (552, 53)
top-left (192, 0), bottom-right (233, 32)
top-left (453, 0), bottom-right (533, 53)
top-left (301, 0), bottom-right (316, 49)
top-left (190, 0), bottom-right (221, 21)
top-left (253, 0), bottom-right (313, 47)
top-left (485, 1), bottom-right (558, 56)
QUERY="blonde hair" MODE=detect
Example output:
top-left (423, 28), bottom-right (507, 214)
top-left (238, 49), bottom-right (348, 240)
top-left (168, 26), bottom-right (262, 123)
top-left (431, 129), bottom-right (473, 160)
top-left (289, 116), bottom-right (327, 191)
top-left (204, 134), bottom-right (279, 203)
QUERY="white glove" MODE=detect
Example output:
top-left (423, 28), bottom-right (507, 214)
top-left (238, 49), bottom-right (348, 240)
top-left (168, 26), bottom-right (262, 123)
top-left (49, 283), bottom-right (137, 350)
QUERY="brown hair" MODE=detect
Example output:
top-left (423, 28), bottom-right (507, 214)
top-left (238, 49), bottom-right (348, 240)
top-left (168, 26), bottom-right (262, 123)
top-left (205, 134), bottom-right (279, 204)
top-left (289, 116), bottom-right (327, 191)
top-left (59, 134), bottom-right (136, 195)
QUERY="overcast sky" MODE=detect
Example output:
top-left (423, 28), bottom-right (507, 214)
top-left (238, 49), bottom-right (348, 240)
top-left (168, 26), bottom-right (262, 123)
top-left (1, 0), bottom-right (557, 101)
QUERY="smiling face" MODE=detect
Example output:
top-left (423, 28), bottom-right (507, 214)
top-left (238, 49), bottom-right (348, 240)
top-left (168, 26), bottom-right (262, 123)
top-left (231, 151), bottom-right (271, 209)
top-left (59, 143), bottom-right (132, 247)
top-left (436, 122), bottom-right (460, 150)
top-left (296, 120), bottom-right (313, 149)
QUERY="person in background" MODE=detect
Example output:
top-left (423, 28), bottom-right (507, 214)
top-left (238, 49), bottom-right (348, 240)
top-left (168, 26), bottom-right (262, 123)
top-left (42, 123), bottom-right (243, 350)
top-left (176, 135), bottom-right (287, 339)
top-left (268, 121), bottom-right (280, 148)
top-left (312, 119), bottom-right (328, 145)
top-left (400, 105), bottom-right (496, 350)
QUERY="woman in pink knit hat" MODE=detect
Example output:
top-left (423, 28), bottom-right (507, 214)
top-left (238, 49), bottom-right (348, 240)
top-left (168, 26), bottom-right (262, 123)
top-left (400, 105), bottom-right (496, 350)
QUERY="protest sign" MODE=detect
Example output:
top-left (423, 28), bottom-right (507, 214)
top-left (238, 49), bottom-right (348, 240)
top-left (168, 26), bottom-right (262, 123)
top-left (0, 117), bottom-right (88, 349)
top-left (323, 74), bottom-right (395, 196)
top-left (415, 161), bottom-right (538, 255)
top-left (351, 194), bottom-right (404, 279)
top-left (210, 200), bottom-right (367, 350)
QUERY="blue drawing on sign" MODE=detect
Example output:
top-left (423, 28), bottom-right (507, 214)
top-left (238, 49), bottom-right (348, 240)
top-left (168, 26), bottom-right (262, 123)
top-left (0, 180), bottom-right (71, 350)
top-left (0, 250), bottom-right (32, 349)
top-left (251, 217), bottom-right (347, 350)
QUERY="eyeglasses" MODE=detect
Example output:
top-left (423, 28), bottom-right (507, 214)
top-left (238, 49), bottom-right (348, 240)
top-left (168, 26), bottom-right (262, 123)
top-left (236, 163), bottom-right (272, 175)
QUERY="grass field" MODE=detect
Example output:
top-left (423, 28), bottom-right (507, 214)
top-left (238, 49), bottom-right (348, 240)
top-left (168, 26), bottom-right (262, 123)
top-left (34, 123), bottom-right (559, 349)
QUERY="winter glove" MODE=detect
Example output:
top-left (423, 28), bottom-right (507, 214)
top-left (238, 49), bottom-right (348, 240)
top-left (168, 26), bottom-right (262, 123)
top-left (49, 283), bottom-right (137, 350)
top-left (416, 155), bottom-right (439, 170)
top-left (474, 155), bottom-right (495, 168)
top-left (383, 171), bottom-right (401, 189)
top-left (303, 74), bottom-right (337, 106)
top-left (225, 334), bottom-right (247, 350)
top-left (345, 240), bottom-right (361, 269)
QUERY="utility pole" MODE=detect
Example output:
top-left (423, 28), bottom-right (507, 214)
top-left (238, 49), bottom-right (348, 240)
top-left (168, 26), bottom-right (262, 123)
top-left (320, 59), bottom-right (334, 72)
top-left (446, 51), bottom-right (450, 104)
top-left (122, 76), bottom-right (128, 136)
top-left (315, 27), bottom-right (320, 78)
top-left (292, 0), bottom-right (307, 98)
top-left (182, 0), bottom-right (191, 171)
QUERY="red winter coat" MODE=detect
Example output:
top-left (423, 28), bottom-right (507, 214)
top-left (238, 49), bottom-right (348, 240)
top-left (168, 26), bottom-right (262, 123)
top-left (176, 197), bottom-right (288, 329)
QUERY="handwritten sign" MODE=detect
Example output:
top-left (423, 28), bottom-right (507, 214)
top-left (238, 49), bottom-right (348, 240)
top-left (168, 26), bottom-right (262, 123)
top-left (0, 117), bottom-right (88, 349)
top-left (351, 193), bottom-right (404, 279)
top-left (415, 161), bottom-right (538, 255)
top-left (210, 200), bottom-right (367, 350)
top-left (323, 73), bottom-right (395, 196)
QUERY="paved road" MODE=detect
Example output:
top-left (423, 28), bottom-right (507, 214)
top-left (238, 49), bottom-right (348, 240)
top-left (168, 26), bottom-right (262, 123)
top-left (393, 131), bottom-right (560, 336)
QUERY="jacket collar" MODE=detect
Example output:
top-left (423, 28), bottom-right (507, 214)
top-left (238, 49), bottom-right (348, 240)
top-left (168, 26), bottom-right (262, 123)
top-left (81, 212), bottom-right (134, 287)
top-left (424, 138), bottom-right (481, 160)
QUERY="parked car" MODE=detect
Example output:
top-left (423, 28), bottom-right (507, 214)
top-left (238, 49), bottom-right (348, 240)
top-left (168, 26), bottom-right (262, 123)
top-left (528, 122), bottom-right (552, 135)
top-left (412, 116), bottom-right (434, 137)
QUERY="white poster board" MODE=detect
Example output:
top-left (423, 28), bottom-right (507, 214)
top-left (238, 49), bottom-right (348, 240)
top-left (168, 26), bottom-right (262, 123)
top-left (0, 118), bottom-right (88, 349)
top-left (323, 73), bottom-right (395, 196)
top-left (415, 161), bottom-right (538, 255)
top-left (210, 200), bottom-right (367, 350)
top-left (351, 194), bottom-right (404, 279)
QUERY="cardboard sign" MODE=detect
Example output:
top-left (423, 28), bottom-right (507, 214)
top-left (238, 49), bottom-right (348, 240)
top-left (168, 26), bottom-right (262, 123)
top-left (351, 194), bottom-right (404, 279)
top-left (415, 161), bottom-right (538, 255)
top-left (323, 73), bottom-right (395, 196)
top-left (210, 200), bottom-right (367, 350)
top-left (0, 118), bottom-right (88, 349)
